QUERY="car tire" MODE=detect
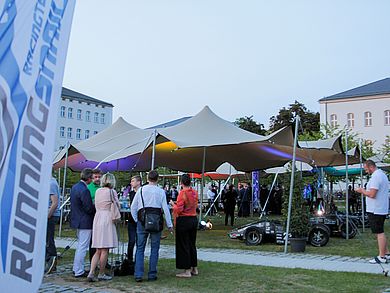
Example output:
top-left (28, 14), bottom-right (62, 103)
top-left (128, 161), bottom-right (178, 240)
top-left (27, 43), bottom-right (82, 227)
top-left (308, 224), bottom-right (330, 247)
top-left (339, 222), bottom-right (357, 239)
top-left (245, 228), bottom-right (263, 246)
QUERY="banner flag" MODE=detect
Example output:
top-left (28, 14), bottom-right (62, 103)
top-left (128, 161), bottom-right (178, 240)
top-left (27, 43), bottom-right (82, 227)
top-left (252, 171), bottom-right (259, 211)
top-left (0, 0), bottom-right (75, 291)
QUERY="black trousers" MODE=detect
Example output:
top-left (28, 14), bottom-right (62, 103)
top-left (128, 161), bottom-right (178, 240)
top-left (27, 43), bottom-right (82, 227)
top-left (46, 216), bottom-right (59, 262)
top-left (175, 216), bottom-right (198, 270)
top-left (127, 221), bottom-right (137, 262)
top-left (225, 203), bottom-right (235, 226)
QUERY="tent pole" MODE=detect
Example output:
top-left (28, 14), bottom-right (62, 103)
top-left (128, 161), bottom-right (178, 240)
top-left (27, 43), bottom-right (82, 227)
top-left (59, 141), bottom-right (69, 238)
top-left (345, 129), bottom-right (349, 240)
top-left (284, 116), bottom-right (299, 254)
top-left (260, 170), bottom-right (280, 219)
top-left (205, 175), bottom-right (232, 217)
top-left (199, 147), bottom-right (206, 222)
top-left (151, 129), bottom-right (157, 170)
top-left (359, 138), bottom-right (365, 232)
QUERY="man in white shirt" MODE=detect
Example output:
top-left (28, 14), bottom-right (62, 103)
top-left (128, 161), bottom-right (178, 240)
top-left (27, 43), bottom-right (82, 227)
top-left (131, 170), bottom-right (173, 282)
top-left (356, 160), bottom-right (390, 264)
top-left (207, 186), bottom-right (216, 216)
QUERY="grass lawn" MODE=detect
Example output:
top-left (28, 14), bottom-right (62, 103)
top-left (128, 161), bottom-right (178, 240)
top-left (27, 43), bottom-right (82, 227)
top-left (56, 250), bottom-right (390, 293)
top-left (56, 213), bottom-right (387, 258)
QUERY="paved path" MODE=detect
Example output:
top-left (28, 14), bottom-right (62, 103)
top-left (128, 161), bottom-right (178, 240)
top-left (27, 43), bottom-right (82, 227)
top-left (54, 237), bottom-right (386, 275)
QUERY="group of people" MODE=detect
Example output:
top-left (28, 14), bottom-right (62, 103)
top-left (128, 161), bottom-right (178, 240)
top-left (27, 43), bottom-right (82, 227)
top-left (45, 158), bottom-right (388, 280)
top-left (65, 168), bottom-right (198, 282)
top-left (205, 182), bottom-right (253, 223)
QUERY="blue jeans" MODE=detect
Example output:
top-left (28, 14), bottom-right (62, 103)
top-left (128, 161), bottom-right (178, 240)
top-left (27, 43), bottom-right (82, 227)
top-left (135, 221), bottom-right (162, 279)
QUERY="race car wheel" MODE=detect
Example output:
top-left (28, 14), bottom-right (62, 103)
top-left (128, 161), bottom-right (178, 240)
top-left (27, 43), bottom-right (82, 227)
top-left (308, 224), bottom-right (330, 247)
top-left (245, 228), bottom-right (263, 246)
top-left (340, 222), bottom-right (357, 239)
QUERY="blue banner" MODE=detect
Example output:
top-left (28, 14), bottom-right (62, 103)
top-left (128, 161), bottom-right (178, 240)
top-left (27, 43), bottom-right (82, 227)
top-left (0, 1), bottom-right (75, 291)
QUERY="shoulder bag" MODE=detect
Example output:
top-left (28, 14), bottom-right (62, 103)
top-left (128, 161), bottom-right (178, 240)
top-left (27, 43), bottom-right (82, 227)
top-left (137, 187), bottom-right (163, 233)
top-left (110, 189), bottom-right (121, 223)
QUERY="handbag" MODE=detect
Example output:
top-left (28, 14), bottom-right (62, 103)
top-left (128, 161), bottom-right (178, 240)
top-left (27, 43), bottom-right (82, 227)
top-left (138, 187), bottom-right (163, 233)
top-left (110, 189), bottom-right (121, 223)
top-left (113, 254), bottom-right (134, 276)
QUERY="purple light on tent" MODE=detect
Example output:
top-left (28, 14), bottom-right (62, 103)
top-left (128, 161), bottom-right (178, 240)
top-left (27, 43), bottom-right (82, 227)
top-left (260, 146), bottom-right (294, 160)
top-left (68, 156), bottom-right (141, 172)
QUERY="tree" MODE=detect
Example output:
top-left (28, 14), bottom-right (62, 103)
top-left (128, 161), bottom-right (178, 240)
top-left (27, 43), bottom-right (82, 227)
top-left (234, 116), bottom-right (267, 135)
top-left (380, 136), bottom-right (390, 163)
top-left (282, 169), bottom-right (309, 238)
top-left (269, 100), bottom-right (320, 136)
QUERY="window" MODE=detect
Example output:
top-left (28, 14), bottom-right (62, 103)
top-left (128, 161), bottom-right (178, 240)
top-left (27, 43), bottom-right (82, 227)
top-left (85, 130), bottom-right (90, 139)
top-left (100, 113), bottom-right (105, 124)
top-left (77, 109), bottom-right (82, 120)
top-left (76, 128), bottom-right (81, 139)
top-left (364, 111), bottom-right (372, 127)
top-left (330, 114), bottom-right (337, 127)
top-left (86, 111), bottom-right (91, 122)
top-left (67, 107), bottom-right (73, 119)
top-left (347, 113), bottom-right (354, 128)
top-left (94, 112), bottom-right (99, 123)
top-left (60, 106), bottom-right (65, 118)
top-left (93, 131), bottom-right (98, 135)
top-left (60, 126), bottom-right (65, 137)
top-left (385, 110), bottom-right (390, 126)
top-left (67, 127), bottom-right (72, 138)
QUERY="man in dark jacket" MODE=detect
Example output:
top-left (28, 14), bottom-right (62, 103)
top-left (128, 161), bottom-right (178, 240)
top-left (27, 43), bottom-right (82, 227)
top-left (224, 185), bottom-right (237, 226)
top-left (70, 168), bottom-right (95, 278)
top-left (127, 175), bottom-right (141, 263)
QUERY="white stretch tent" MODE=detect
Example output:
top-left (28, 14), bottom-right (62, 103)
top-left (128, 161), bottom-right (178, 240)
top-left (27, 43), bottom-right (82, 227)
top-left (265, 161), bottom-right (313, 174)
top-left (54, 107), bottom-right (363, 173)
top-left (297, 136), bottom-right (361, 167)
top-left (53, 117), bottom-right (155, 172)
top-left (54, 106), bottom-right (298, 172)
top-left (154, 106), bottom-right (297, 173)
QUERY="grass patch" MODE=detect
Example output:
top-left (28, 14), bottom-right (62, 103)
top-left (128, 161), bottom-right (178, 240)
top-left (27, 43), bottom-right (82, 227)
top-left (56, 212), bottom-right (387, 258)
top-left (55, 250), bottom-right (390, 293)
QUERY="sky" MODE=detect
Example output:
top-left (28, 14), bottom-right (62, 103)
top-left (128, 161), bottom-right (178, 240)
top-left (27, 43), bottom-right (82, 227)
top-left (63, 0), bottom-right (390, 129)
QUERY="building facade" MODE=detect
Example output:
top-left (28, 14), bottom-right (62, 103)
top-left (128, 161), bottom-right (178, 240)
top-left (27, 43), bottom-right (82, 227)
top-left (55, 87), bottom-right (113, 150)
top-left (319, 78), bottom-right (390, 150)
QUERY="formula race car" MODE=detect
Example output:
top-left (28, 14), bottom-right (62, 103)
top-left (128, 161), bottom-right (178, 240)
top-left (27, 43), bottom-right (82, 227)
top-left (228, 219), bottom-right (287, 246)
top-left (228, 218), bottom-right (331, 247)
top-left (229, 211), bottom-right (367, 247)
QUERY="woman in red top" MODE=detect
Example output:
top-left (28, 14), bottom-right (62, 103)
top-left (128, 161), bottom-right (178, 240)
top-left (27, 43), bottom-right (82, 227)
top-left (171, 173), bottom-right (199, 278)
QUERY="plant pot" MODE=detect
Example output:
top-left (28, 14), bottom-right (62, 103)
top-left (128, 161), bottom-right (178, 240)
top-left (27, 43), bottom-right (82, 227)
top-left (290, 237), bottom-right (307, 252)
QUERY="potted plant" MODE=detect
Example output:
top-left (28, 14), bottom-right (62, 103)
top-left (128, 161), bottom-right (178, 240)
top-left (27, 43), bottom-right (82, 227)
top-left (282, 170), bottom-right (310, 252)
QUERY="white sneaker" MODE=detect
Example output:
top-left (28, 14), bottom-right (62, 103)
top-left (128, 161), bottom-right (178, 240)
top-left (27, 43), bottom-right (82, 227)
top-left (385, 254), bottom-right (390, 261)
top-left (369, 256), bottom-right (387, 264)
top-left (98, 274), bottom-right (112, 281)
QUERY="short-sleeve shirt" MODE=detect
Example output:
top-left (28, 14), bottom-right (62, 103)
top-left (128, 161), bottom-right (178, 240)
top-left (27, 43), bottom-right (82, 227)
top-left (365, 169), bottom-right (389, 215)
top-left (49, 178), bottom-right (61, 217)
top-left (88, 182), bottom-right (100, 203)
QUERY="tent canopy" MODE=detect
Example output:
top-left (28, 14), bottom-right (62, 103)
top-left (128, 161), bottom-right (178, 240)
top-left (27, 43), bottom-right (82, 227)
top-left (153, 106), bottom-right (297, 172)
top-left (265, 161), bottom-right (313, 174)
top-left (53, 107), bottom-right (362, 173)
top-left (53, 117), bottom-right (153, 171)
top-left (297, 136), bottom-right (361, 167)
